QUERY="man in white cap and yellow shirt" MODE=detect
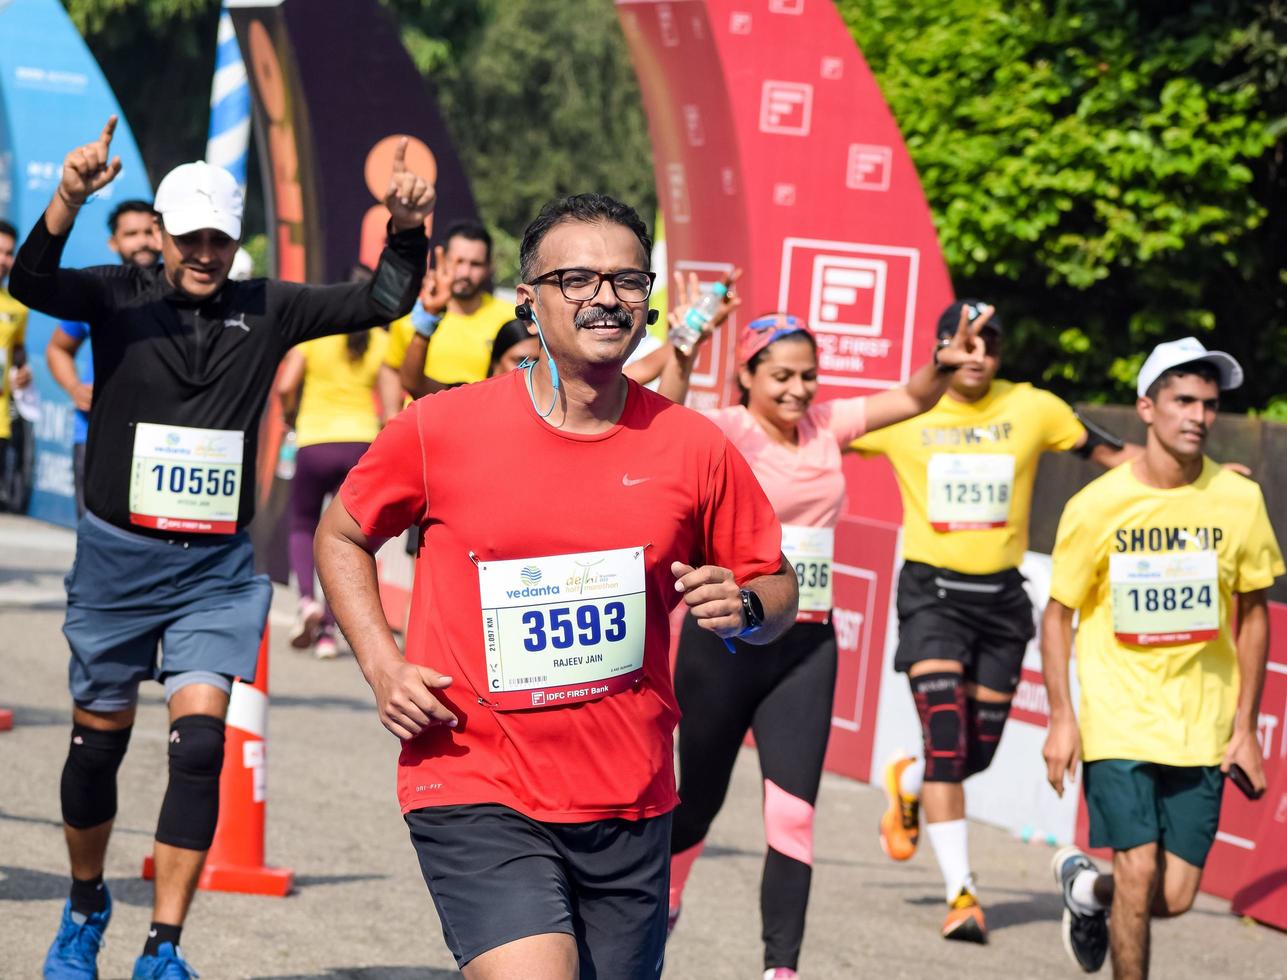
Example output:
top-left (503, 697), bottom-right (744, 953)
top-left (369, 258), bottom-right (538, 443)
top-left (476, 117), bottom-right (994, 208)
top-left (10, 116), bottom-right (433, 980)
top-left (1040, 337), bottom-right (1283, 978)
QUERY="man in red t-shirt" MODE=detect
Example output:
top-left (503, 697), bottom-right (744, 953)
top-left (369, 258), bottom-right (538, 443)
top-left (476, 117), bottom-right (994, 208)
top-left (316, 193), bottom-right (798, 979)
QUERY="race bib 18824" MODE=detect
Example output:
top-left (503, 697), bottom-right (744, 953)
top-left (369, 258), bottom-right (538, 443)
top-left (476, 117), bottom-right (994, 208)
top-left (128, 423), bottom-right (244, 534)
top-left (927, 453), bottom-right (1015, 531)
top-left (477, 546), bottom-right (647, 711)
top-left (1109, 550), bottom-right (1220, 646)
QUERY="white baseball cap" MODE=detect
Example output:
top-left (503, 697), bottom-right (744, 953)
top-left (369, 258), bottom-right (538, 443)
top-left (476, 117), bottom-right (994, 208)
top-left (1136, 337), bottom-right (1243, 398)
top-left (154, 161), bottom-right (243, 240)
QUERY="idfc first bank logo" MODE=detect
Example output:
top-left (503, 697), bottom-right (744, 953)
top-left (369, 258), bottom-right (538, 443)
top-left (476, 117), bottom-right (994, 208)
top-left (777, 238), bottom-right (920, 391)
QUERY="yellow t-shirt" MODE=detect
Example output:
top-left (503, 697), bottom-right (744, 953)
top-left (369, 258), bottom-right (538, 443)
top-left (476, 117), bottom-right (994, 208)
top-left (0, 288), bottom-right (29, 441)
top-left (1049, 459), bottom-right (1283, 766)
top-left (295, 331), bottom-right (389, 449)
top-left (852, 380), bottom-right (1085, 574)
top-left (384, 293), bottom-right (513, 384)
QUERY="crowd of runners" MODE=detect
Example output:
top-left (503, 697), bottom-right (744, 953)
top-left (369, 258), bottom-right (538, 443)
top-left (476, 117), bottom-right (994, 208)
top-left (3, 119), bottom-right (1280, 980)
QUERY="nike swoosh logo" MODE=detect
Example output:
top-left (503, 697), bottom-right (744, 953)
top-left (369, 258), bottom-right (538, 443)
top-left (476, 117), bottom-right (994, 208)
top-left (622, 475), bottom-right (650, 486)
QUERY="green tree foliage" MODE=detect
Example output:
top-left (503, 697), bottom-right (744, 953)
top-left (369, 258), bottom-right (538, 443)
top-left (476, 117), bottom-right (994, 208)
top-left (65, 0), bottom-right (653, 286)
top-left (63, 0), bottom-right (220, 183)
top-left (838, 0), bottom-right (1286, 409)
top-left (390, 0), bottom-right (656, 283)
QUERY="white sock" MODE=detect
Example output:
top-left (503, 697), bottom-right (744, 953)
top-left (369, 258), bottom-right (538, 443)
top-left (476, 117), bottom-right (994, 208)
top-left (926, 819), bottom-right (972, 902)
top-left (900, 757), bottom-right (925, 798)
top-left (1070, 868), bottom-right (1105, 914)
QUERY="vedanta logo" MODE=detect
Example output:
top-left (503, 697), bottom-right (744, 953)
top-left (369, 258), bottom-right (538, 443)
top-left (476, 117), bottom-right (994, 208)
top-left (521, 566), bottom-right (542, 586)
top-left (506, 585), bottom-right (561, 599)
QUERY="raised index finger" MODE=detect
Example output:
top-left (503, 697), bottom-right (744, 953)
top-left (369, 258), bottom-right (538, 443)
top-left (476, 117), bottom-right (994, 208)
top-left (99, 115), bottom-right (118, 150)
top-left (391, 136), bottom-right (408, 175)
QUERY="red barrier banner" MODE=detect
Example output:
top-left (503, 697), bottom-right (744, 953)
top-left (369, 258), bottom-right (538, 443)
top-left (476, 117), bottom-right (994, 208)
top-left (825, 517), bottom-right (899, 782)
top-left (1201, 602), bottom-right (1287, 906)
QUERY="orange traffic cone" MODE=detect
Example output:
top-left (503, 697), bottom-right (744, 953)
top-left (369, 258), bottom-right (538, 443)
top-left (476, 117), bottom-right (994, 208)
top-left (143, 624), bottom-right (294, 895)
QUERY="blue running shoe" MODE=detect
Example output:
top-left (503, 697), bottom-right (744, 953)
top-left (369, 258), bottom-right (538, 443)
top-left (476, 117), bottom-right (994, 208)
top-left (131, 942), bottom-right (199, 979)
top-left (43, 888), bottom-right (112, 980)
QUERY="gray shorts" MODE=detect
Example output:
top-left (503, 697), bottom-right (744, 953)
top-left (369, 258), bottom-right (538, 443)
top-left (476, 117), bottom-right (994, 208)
top-left (63, 512), bottom-right (273, 711)
top-left (405, 803), bottom-right (671, 977)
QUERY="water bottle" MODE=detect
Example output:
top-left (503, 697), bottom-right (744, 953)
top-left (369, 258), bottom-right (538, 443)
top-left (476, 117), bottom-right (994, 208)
top-left (276, 429), bottom-right (297, 480)
top-left (668, 276), bottom-right (731, 355)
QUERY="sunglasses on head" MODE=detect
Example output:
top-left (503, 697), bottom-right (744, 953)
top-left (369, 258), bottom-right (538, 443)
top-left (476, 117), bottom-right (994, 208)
top-left (747, 314), bottom-right (805, 333)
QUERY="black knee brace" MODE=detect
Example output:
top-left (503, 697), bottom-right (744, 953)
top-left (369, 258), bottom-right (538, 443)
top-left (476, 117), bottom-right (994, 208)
top-left (61, 724), bottom-right (133, 829)
top-left (966, 698), bottom-right (1011, 776)
top-left (911, 672), bottom-right (967, 783)
top-left (155, 715), bottom-right (226, 850)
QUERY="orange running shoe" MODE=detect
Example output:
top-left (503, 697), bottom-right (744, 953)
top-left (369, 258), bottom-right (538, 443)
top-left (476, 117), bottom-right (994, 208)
top-left (942, 882), bottom-right (988, 944)
top-left (878, 753), bottom-right (920, 861)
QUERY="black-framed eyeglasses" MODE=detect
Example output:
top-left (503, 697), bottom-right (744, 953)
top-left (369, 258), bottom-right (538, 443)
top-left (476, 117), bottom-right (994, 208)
top-left (529, 267), bottom-right (656, 303)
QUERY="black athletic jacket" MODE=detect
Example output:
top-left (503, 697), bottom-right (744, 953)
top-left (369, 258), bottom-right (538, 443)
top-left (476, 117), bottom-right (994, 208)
top-left (10, 213), bottom-right (426, 538)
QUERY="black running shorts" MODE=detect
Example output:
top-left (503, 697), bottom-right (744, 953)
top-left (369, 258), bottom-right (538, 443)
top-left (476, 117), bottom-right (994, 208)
top-left (893, 560), bottom-right (1035, 694)
top-left (405, 803), bottom-right (670, 977)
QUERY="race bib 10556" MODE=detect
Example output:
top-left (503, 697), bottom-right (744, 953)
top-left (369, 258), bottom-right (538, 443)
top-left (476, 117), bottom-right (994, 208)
top-left (128, 422), bottom-right (243, 534)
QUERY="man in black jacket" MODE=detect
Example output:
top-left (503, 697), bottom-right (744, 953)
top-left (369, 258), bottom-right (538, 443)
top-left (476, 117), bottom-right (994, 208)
top-left (13, 116), bottom-right (431, 980)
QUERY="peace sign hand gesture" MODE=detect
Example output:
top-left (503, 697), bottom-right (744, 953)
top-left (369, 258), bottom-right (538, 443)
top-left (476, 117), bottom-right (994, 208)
top-left (385, 137), bottom-right (437, 233)
top-left (935, 302), bottom-right (990, 371)
top-left (60, 116), bottom-right (123, 208)
top-left (419, 244), bottom-right (454, 315)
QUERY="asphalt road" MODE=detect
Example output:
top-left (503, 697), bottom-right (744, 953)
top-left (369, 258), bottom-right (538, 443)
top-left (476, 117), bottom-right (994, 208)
top-left (2, 513), bottom-right (1283, 978)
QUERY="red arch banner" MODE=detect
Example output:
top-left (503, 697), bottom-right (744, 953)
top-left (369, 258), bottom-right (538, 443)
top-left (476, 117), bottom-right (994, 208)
top-left (617, 0), bottom-right (953, 779)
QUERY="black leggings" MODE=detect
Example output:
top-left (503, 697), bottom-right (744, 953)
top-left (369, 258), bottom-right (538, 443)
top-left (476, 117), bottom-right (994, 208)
top-left (670, 614), bottom-right (837, 972)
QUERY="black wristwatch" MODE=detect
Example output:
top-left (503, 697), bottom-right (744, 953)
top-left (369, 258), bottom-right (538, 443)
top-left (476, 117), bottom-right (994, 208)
top-left (933, 338), bottom-right (958, 374)
top-left (738, 588), bottom-right (766, 635)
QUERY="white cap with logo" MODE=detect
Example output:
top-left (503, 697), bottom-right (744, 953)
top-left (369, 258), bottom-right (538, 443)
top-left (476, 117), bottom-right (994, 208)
top-left (1136, 337), bottom-right (1243, 398)
top-left (154, 161), bottom-right (243, 240)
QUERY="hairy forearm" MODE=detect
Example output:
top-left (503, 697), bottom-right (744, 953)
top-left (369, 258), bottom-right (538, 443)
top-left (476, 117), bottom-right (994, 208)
top-left (903, 357), bottom-right (952, 411)
top-left (46, 341), bottom-right (82, 396)
top-left (1090, 441), bottom-right (1142, 470)
top-left (655, 349), bottom-right (693, 405)
top-left (399, 333), bottom-right (430, 396)
top-left (314, 513), bottom-right (404, 683)
top-left (624, 344), bottom-right (671, 387)
top-left (1234, 593), bottom-right (1269, 731)
top-left (1041, 601), bottom-right (1077, 720)
top-left (739, 557), bottom-right (799, 645)
top-left (44, 194), bottom-right (81, 238)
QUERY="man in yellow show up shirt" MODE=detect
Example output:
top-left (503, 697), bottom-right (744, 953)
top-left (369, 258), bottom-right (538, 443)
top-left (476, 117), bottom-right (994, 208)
top-left (1042, 338), bottom-right (1282, 979)
top-left (854, 300), bottom-right (1138, 943)
top-left (382, 221), bottom-right (513, 403)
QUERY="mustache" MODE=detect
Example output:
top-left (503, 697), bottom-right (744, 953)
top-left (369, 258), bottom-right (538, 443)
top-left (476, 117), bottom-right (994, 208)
top-left (574, 306), bottom-right (633, 330)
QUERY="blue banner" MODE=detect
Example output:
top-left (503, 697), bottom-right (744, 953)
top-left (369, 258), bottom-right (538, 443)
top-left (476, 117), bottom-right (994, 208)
top-left (0, 0), bottom-right (152, 527)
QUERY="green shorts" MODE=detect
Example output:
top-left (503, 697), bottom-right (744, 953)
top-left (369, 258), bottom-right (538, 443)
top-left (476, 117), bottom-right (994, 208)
top-left (1083, 760), bottom-right (1224, 868)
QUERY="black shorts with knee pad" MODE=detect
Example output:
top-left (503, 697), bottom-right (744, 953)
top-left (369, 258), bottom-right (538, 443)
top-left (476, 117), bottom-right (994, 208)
top-left (61, 724), bottom-right (132, 829)
top-left (156, 715), bottom-right (225, 850)
top-left (912, 672), bottom-right (967, 783)
top-left (893, 561), bottom-right (1033, 694)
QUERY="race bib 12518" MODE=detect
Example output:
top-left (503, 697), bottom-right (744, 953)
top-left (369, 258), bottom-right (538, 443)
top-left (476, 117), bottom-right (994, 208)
top-left (927, 453), bottom-right (1015, 531)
